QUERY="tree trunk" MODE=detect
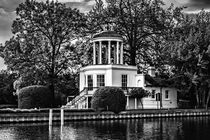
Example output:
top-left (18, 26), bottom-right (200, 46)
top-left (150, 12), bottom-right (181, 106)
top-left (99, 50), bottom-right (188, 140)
top-left (50, 43), bottom-right (56, 107)
top-left (202, 88), bottom-right (206, 108)
top-left (50, 81), bottom-right (55, 107)
top-left (140, 98), bottom-right (144, 109)
top-left (129, 42), bottom-right (136, 66)
top-left (160, 87), bottom-right (163, 109)
top-left (195, 90), bottom-right (199, 108)
top-left (205, 89), bottom-right (210, 110)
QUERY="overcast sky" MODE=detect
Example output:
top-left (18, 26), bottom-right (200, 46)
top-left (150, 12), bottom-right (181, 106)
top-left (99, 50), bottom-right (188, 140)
top-left (1, 0), bottom-right (210, 70)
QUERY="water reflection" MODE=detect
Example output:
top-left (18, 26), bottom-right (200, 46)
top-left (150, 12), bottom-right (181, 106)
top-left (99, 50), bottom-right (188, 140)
top-left (1, 117), bottom-right (210, 140)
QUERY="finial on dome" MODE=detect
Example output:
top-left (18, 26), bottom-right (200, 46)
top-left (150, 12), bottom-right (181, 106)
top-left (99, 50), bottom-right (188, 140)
top-left (102, 23), bottom-right (114, 31)
top-left (102, 24), bottom-right (108, 31)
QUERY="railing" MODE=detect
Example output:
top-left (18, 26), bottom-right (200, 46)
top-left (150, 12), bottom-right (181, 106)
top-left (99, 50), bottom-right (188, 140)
top-left (66, 89), bottom-right (79, 103)
top-left (83, 86), bottom-right (138, 93)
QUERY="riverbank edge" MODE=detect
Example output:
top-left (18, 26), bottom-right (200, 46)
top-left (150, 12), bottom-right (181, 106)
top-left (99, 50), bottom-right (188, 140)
top-left (0, 109), bottom-right (210, 123)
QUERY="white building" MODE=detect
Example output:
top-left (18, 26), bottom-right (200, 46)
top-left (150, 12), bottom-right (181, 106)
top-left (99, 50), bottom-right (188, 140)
top-left (66, 30), bottom-right (178, 109)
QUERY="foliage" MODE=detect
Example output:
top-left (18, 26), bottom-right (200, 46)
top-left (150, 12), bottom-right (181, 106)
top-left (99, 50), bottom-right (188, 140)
top-left (129, 87), bottom-right (150, 109)
top-left (129, 87), bottom-right (150, 98)
top-left (18, 85), bottom-right (53, 109)
top-left (0, 0), bottom-right (87, 106)
top-left (91, 87), bottom-right (126, 114)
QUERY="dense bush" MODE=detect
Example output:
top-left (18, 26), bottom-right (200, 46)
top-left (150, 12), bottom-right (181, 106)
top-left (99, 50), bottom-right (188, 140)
top-left (18, 85), bottom-right (53, 109)
top-left (91, 87), bottom-right (126, 114)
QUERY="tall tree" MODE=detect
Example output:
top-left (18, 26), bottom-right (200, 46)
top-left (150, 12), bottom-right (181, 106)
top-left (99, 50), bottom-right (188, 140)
top-left (167, 10), bottom-right (210, 108)
top-left (87, 0), bottom-right (183, 70)
top-left (0, 0), bottom-right (86, 106)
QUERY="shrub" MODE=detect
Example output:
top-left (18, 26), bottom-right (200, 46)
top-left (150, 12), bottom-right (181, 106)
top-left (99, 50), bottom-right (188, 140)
top-left (91, 87), bottom-right (126, 114)
top-left (18, 85), bottom-right (53, 109)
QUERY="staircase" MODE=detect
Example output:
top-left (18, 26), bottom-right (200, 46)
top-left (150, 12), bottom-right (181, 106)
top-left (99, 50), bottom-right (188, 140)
top-left (65, 88), bottom-right (88, 109)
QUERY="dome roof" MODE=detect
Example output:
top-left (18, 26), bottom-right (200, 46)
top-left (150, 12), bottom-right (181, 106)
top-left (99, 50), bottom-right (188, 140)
top-left (93, 31), bottom-right (123, 39)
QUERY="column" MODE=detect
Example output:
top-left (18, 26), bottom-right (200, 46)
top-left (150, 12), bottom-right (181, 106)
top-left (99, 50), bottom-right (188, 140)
top-left (114, 44), bottom-right (116, 63)
top-left (93, 42), bottom-right (96, 64)
top-left (85, 75), bottom-right (87, 87)
top-left (108, 41), bottom-right (111, 64)
top-left (135, 98), bottom-right (137, 109)
top-left (116, 41), bottom-right (119, 64)
top-left (127, 96), bottom-right (129, 109)
top-left (99, 41), bottom-right (102, 64)
top-left (120, 42), bottom-right (123, 64)
top-left (86, 97), bottom-right (88, 109)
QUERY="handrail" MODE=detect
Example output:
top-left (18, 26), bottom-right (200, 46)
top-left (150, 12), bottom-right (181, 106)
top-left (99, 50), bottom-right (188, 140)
top-left (66, 88), bottom-right (79, 102)
top-left (67, 88), bottom-right (86, 102)
top-left (67, 88), bottom-right (89, 106)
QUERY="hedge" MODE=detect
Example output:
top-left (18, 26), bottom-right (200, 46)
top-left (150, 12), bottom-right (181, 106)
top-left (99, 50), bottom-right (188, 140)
top-left (18, 85), bottom-right (53, 109)
top-left (91, 87), bottom-right (126, 114)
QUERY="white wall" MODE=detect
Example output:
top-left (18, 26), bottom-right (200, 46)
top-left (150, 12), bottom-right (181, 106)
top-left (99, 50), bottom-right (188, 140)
top-left (143, 87), bottom-right (178, 109)
top-left (135, 74), bottom-right (145, 87)
top-left (79, 72), bottom-right (85, 91)
top-left (79, 65), bottom-right (138, 91)
top-left (112, 68), bottom-right (137, 87)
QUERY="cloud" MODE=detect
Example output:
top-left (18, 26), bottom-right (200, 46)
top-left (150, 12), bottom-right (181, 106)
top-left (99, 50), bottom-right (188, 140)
top-left (59, 0), bottom-right (85, 2)
top-left (0, 8), bottom-right (14, 69)
top-left (163, 0), bottom-right (210, 13)
top-left (0, 58), bottom-right (7, 70)
top-left (0, 0), bottom-right (95, 44)
top-left (0, 0), bottom-right (24, 12)
top-left (65, 0), bottom-right (95, 12)
top-left (177, 0), bottom-right (210, 12)
top-left (0, 8), bottom-right (16, 44)
top-left (0, 0), bottom-right (94, 12)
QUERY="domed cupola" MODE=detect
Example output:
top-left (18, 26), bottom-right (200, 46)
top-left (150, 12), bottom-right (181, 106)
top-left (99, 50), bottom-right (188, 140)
top-left (93, 31), bottom-right (123, 40)
top-left (92, 28), bottom-right (124, 65)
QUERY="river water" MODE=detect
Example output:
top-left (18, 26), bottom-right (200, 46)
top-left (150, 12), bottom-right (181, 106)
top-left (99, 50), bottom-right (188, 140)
top-left (0, 116), bottom-right (210, 140)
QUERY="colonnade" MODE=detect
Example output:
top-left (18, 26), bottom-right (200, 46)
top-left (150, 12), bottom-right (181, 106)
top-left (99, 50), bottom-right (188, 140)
top-left (93, 40), bottom-right (123, 65)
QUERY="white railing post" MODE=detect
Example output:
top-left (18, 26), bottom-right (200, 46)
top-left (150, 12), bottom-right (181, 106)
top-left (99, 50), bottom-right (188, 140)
top-left (127, 96), bottom-right (129, 109)
top-left (135, 98), bottom-right (137, 109)
top-left (49, 109), bottom-right (53, 126)
top-left (61, 109), bottom-right (64, 126)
